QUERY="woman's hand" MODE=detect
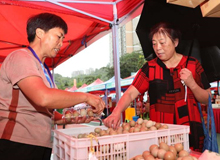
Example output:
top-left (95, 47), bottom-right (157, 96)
top-left (103, 112), bottom-right (121, 130)
top-left (179, 68), bottom-right (196, 89)
top-left (86, 94), bottom-right (105, 115)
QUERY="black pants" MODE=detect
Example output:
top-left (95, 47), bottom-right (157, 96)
top-left (0, 139), bottom-right (52, 160)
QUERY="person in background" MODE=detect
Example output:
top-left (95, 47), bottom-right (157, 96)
top-left (104, 22), bottom-right (211, 152)
top-left (0, 13), bottom-right (105, 160)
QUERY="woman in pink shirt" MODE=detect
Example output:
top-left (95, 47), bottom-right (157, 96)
top-left (0, 13), bottom-right (105, 160)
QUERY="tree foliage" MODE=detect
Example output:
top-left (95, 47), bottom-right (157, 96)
top-left (120, 51), bottom-right (146, 78)
top-left (54, 51), bottom-right (146, 89)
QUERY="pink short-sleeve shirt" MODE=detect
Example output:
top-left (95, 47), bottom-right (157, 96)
top-left (0, 49), bottom-right (53, 148)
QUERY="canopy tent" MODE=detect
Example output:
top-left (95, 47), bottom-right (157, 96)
top-left (87, 78), bottom-right (103, 87)
top-left (75, 85), bottom-right (88, 93)
top-left (75, 75), bottom-right (135, 94)
top-left (106, 77), bottom-right (134, 91)
top-left (74, 83), bottom-right (88, 93)
top-left (67, 86), bottom-right (78, 92)
top-left (87, 76), bottom-right (122, 94)
top-left (75, 78), bottom-right (104, 93)
top-left (0, 0), bottom-right (144, 103)
top-left (78, 83), bottom-right (88, 89)
top-left (123, 71), bottom-right (138, 79)
top-left (84, 76), bottom-right (135, 116)
top-left (210, 81), bottom-right (220, 95)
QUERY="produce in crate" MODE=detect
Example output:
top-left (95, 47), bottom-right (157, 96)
top-left (53, 123), bottom-right (190, 160)
top-left (142, 150), bottom-right (151, 159)
top-left (80, 108), bottom-right (87, 116)
top-left (73, 118), bottom-right (169, 138)
top-left (64, 112), bottom-right (72, 122)
top-left (72, 110), bottom-right (79, 117)
top-left (73, 118), bottom-right (168, 139)
top-left (130, 143), bottom-right (198, 160)
top-left (175, 143), bottom-right (184, 153)
top-left (88, 109), bottom-right (94, 117)
top-left (53, 103), bottom-right (103, 124)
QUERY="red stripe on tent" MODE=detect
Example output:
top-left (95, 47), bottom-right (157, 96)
top-left (1, 89), bottom-right (19, 139)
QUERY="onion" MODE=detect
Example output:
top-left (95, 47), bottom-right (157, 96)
top-left (182, 156), bottom-right (194, 160)
top-left (155, 122), bottom-right (161, 129)
top-left (162, 124), bottom-right (169, 129)
top-left (80, 109), bottom-right (87, 116)
top-left (134, 155), bottom-right (144, 160)
top-left (87, 110), bottom-right (94, 117)
top-left (65, 113), bottom-right (72, 122)
top-left (99, 130), bottom-right (106, 136)
top-left (123, 124), bottom-right (130, 131)
top-left (174, 143), bottom-right (183, 153)
top-left (137, 118), bottom-right (144, 124)
top-left (144, 154), bottom-right (155, 160)
top-left (159, 142), bottom-right (169, 151)
top-left (149, 144), bottom-right (159, 153)
top-left (151, 148), bottom-right (159, 158)
top-left (142, 150), bottom-right (151, 159)
top-left (129, 120), bottom-right (136, 127)
top-left (129, 127), bottom-right (135, 133)
top-left (94, 127), bottom-right (102, 134)
top-left (179, 150), bottom-right (189, 157)
top-left (146, 120), bottom-right (153, 128)
top-left (149, 126), bottom-right (157, 131)
top-left (169, 145), bottom-right (177, 157)
top-left (72, 111), bottom-right (79, 118)
top-left (157, 149), bottom-right (166, 159)
top-left (134, 127), bottom-right (141, 132)
top-left (164, 151), bottom-right (175, 160)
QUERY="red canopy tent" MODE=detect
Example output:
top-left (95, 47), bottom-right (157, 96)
top-left (0, 0), bottom-right (144, 103)
top-left (0, 0), bottom-right (143, 68)
top-left (78, 83), bottom-right (88, 89)
top-left (87, 78), bottom-right (103, 87)
top-left (67, 86), bottom-right (78, 92)
top-left (75, 78), bottom-right (104, 94)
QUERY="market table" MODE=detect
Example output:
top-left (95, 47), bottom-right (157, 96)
top-left (213, 108), bottom-right (220, 133)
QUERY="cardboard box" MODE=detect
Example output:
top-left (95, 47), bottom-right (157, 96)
top-left (167, 0), bottom-right (205, 8)
top-left (200, 0), bottom-right (220, 17)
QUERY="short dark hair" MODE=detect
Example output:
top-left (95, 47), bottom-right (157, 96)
top-left (27, 13), bottom-right (68, 43)
top-left (149, 22), bottom-right (181, 44)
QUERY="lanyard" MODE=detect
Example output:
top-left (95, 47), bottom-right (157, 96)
top-left (28, 46), bottom-right (54, 88)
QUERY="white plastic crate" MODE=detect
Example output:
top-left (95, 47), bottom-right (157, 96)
top-left (53, 124), bottom-right (189, 160)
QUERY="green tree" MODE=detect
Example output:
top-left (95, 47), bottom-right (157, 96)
top-left (54, 51), bottom-right (146, 89)
top-left (120, 51), bottom-right (146, 78)
top-left (54, 74), bottom-right (73, 90)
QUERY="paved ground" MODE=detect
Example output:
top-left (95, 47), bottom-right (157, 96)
top-left (217, 133), bottom-right (220, 153)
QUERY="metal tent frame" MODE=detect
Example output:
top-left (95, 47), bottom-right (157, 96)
top-left (35, 0), bottom-right (144, 103)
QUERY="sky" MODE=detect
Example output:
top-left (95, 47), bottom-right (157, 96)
top-left (54, 34), bottom-right (110, 77)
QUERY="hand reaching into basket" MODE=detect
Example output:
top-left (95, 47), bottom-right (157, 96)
top-left (103, 112), bottom-right (121, 130)
top-left (85, 93), bottom-right (105, 115)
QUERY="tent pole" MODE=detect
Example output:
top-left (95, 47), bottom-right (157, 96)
top-left (112, 4), bottom-right (122, 122)
top-left (105, 89), bottom-right (109, 116)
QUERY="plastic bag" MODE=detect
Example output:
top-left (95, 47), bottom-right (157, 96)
top-left (198, 96), bottom-right (219, 153)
